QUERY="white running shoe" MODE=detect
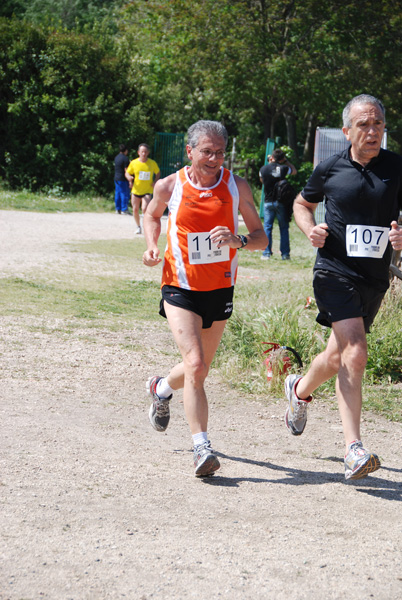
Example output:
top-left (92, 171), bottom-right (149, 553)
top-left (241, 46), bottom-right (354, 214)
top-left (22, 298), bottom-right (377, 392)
top-left (193, 441), bottom-right (220, 477)
top-left (344, 441), bottom-right (381, 480)
top-left (284, 374), bottom-right (311, 436)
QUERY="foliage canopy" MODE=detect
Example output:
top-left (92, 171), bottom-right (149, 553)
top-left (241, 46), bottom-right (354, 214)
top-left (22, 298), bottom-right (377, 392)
top-left (1, 0), bottom-right (402, 193)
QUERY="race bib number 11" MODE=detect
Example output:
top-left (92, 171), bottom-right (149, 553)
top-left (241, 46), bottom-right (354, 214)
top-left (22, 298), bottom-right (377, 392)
top-left (346, 225), bottom-right (389, 258)
top-left (188, 232), bottom-right (230, 264)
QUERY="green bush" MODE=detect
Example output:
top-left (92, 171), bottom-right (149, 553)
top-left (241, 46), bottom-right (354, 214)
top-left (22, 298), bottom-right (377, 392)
top-left (215, 284), bottom-right (402, 398)
top-left (366, 286), bottom-right (402, 383)
top-left (0, 18), bottom-right (151, 195)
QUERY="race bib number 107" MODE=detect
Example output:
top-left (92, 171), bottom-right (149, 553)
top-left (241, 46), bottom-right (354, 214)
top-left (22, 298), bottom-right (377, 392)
top-left (188, 232), bottom-right (229, 264)
top-left (346, 225), bottom-right (389, 258)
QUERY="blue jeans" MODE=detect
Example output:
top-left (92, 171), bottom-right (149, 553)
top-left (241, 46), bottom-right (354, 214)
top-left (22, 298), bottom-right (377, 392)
top-left (263, 201), bottom-right (290, 257)
top-left (114, 180), bottom-right (130, 212)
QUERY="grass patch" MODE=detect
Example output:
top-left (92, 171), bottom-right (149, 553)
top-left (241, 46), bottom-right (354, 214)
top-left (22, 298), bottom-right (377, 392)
top-left (0, 187), bottom-right (113, 213)
top-left (67, 239), bottom-right (139, 259)
top-left (363, 384), bottom-right (402, 421)
top-left (2, 196), bottom-right (401, 422)
top-left (366, 285), bottom-right (402, 383)
top-left (0, 277), bottom-right (161, 323)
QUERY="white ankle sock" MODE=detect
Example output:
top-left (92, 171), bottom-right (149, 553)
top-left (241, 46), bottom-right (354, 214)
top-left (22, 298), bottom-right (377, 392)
top-left (193, 432), bottom-right (208, 447)
top-left (156, 378), bottom-right (173, 399)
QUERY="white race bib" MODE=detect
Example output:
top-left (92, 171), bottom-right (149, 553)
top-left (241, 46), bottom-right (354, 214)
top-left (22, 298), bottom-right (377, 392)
top-left (188, 232), bottom-right (230, 264)
top-left (138, 171), bottom-right (151, 181)
top-left (346, 225), bottom-right (389, 258)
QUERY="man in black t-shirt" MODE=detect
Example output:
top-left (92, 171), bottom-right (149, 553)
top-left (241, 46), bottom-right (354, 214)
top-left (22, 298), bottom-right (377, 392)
top-left (259, 149), bottom-right (297, 260)
top-left (283, 94), bottom-right (402, 481)
top-left (114, 144), bottom-right (130, 214)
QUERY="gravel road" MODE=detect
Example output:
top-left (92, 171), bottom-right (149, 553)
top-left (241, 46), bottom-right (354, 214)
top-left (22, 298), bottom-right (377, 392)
top-left (1, 210), bottom-right (402, 600)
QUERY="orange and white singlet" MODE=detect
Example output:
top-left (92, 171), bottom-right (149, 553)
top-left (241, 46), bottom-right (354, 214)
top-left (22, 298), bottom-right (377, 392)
top-left (162, 167), bottom-right (240, 291)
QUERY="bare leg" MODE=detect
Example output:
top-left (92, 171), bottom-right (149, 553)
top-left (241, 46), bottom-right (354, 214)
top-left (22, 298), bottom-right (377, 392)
top-left (332, 318), bottom-right (367, 451)
top-left (163, 302), bottom-right (227, 434)
top-left (296, 330), bottom-right (340, 398)
top-left (297, 317), bottom-right (367, 452)
top-left (141, 194), bottom-right (152, 215)
top-left (131, 195), bottom-right (141, 228)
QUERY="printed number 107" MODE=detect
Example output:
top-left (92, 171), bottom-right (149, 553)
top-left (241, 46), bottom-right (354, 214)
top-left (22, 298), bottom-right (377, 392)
top-left (350, 228), bottom-right (384, 245)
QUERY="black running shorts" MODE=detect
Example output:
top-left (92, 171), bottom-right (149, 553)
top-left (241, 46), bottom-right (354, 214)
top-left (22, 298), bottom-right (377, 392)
top-left (160, 285), bottom-right (234, 329)
top-left (313, 270), bottom-right (385, 332)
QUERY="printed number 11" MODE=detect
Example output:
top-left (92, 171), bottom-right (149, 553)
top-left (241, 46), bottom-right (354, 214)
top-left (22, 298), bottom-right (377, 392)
top-left (192, 234), bottom-right (212, 250)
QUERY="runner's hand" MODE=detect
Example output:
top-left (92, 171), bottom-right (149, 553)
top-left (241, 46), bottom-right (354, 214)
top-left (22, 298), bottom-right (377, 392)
top-left (309, 223), bottom-right (329, 248)
top-left (389, 221), bottom-right (402, 250)
top-left (143, 248), bottom-right (161, 266)
top-left (209, 225), bottom-right (238, 248)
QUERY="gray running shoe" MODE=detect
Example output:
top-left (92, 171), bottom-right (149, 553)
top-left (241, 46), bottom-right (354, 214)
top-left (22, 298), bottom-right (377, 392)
top-left (193, 441), bottom-right (220, 477)
top-left (284, 374), bottom-right (311, 436)
top-left (344, 441), bottom-right (381, 480)
top-left (135, 226), bottom-right (142, 234)
top-left (147, 376), bottom-right (172, 432)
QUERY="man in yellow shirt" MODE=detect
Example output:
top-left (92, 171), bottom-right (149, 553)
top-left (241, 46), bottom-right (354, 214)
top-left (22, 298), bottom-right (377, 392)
top-left (126, 143), bottom-right (161, 234)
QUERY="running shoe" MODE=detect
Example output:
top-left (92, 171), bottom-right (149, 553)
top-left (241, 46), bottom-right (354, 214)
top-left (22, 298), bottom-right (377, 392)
top-left (135, 226), bottom-right (142, 234)
top-left (193, 441), bottom-right (220, 477)
top-left (344, 440), bottom-right (381, 480)
top-left (284, 374), bottom-right (311, 436)
top-left (147, 376), bottom-right (172, 432)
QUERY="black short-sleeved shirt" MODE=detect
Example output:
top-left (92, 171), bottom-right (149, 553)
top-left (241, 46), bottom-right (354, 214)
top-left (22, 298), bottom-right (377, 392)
top-left (259, 163), bottom-right (291, 202)
top-left (114, 153), bottom-right (129, 181)
top-left (302, 148), bottom-right (402, 291)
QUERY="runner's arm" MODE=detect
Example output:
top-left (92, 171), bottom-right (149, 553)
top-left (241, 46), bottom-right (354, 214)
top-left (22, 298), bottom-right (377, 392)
top-left (236, 175), bottom-right (268, 250)
top-left (210, 175), bottom-right (267, 250)
top-left (125, 164), bottom-right (134, 188)
top-left (293, 193), bottom-right (328, 248)
top-left (143, 174), bottom-right (175, 266)
top-left (153, 171), bottom-right (161, 188)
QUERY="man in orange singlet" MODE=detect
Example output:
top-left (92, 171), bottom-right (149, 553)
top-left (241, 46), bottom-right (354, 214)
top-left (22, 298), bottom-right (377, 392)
top-left (143, 120), bottom-right (267, 477)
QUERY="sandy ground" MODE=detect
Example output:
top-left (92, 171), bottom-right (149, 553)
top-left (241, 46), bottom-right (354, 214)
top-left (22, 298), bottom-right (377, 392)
top-left (1, 210), bottom-right (402, 600)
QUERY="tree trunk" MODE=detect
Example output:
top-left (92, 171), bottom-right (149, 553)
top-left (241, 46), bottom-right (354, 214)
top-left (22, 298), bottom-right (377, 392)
top-left (284, 112), bottom-right (298, 159)
top-left (303, 114), bottom-right (317, 163)
top-left (262, 104), bottom-right (272, 143)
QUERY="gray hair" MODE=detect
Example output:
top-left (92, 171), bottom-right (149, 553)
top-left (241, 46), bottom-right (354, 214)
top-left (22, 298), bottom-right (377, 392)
top-left (187, 120), bottom-right (228, 148)
top-left (342, 94), bottom-right (385, 128)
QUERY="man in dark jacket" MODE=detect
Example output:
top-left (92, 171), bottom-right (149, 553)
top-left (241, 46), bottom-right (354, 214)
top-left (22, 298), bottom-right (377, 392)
top-left (259, 149), bottom-right (297, 260)
top-left (114, 144), bottom-right (130, 214)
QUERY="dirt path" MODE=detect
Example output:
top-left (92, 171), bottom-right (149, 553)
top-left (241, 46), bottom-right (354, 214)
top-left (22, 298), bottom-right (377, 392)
top-left (1, 210), bottom-right (402, 600)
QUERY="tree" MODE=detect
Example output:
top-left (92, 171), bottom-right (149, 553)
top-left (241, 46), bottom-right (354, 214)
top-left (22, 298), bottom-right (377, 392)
top-left (2, 0), bottom-right (402, 193)
top-left (0, 18), bottom-right (152, 192)
top-left (119, 0), bottom-right (402, 160)
top-left (6, 0), bottom-right (125, 29)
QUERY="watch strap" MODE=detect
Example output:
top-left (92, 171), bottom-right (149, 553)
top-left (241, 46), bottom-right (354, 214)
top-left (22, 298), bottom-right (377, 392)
top-left (237, 234), bottom-right (248, 248)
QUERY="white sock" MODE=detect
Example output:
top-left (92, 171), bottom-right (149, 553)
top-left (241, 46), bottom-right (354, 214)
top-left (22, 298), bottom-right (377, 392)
top-left (193, 432), bottom-right (208, 447)
top-left (156, 378), bottom-right (174, 399)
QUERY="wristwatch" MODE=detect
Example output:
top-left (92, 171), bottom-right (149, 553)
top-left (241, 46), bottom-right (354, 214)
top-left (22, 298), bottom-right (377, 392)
top-left (237, 234), bottom-right (248, 249)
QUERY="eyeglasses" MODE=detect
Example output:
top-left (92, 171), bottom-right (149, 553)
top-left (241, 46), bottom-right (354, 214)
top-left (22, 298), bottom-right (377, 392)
top-left (197, 148), bottom-right (226, 159)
